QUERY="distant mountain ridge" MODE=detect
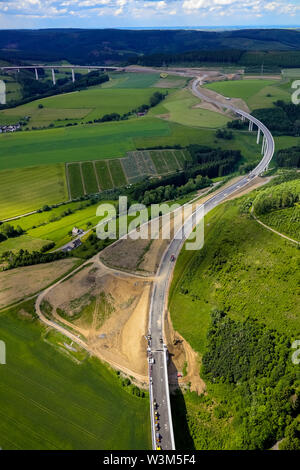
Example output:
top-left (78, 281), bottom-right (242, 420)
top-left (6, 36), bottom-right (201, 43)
top-left (1, 28), bottom-right (300, 65)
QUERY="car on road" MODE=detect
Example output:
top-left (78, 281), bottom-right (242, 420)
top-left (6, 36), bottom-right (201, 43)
top-left (170, 254), bottom-right (176, 262)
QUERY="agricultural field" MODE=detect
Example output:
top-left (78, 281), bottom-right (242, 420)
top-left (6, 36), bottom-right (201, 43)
top-left (81, 162), bottom-right (99, 194)
top-left (95, 161), bottom-right (114, 190)
top-left (0, 300), bottom-right (150, 450)
top-left (0, 113), bottom-right (280, 220)
top-left (0, 164), bottom-right (68, 220)
top-left (66, 149), bottom-right (190, 197)
top-left (0, 118), bottom-right (171, 171)
top-left (135, 122), bottom-right (261, 165)
top-left (103, 71), bottom-right (188, 90)
top-left (105, 72), bottom-right (160, 89)
top-left (205, 79), bottom-right (290, 110)
top-left (26, 202), bottom-right (109, 248)
top-left (67, 163), bottom-right (84, 199)
top-left (152, 89), bottom-right (231, 128)
top-left (0, 87), bottom-right (161, 128)
top-left (169, 197), bottom-right (299, 449)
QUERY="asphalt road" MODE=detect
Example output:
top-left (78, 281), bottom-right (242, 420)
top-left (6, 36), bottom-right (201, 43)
top-left (148, 77), bottom-right (275, 450)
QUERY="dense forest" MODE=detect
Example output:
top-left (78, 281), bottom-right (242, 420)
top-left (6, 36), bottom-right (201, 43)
top-left (252, 179), bottom-right (300, 216)
top-left (1, 28), bottom-right (300, 66)
top-left (135, 50), bottom-right (300, 70)
top-left (202, 310), bottom-right (300, 450)
top-left (252, 101), bottom-right (300, 136)
top-left (276, 146), bottom-right (300, 168)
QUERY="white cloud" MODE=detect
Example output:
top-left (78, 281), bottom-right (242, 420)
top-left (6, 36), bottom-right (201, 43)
top-left (0, 0), bottom-right (298, 23)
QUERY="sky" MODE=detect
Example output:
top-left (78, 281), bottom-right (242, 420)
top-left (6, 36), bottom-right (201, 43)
top-left (0, 0), bottom-right (299, 29)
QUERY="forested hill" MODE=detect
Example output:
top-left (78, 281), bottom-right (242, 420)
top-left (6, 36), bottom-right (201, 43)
top-left (1, 28), bottom-right (300, 65)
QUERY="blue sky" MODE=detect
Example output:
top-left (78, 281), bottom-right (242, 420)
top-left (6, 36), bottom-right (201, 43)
top-left (0, 0), bottom-right (299, 28)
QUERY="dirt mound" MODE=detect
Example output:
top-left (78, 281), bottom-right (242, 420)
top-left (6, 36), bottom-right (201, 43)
top-left (44, 259), bottom-right (151, 377)
top-left (165, 310), bottom-right (206, 394)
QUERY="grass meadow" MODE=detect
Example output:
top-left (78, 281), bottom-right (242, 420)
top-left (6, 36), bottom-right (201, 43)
top-left (0, 118), bottom-right (171, 171)
top-left (1, 87), bottom-right (161, 128)
top-left (205, 79), bottom-right (290, 110)
top-left (0, 300), bottom-right (151, 450)
top-left (151, 89), bottom-right (231, 128)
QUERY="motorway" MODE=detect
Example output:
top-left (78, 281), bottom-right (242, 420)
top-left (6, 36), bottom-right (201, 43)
top-left (147, 76), bottom-right (275, 450)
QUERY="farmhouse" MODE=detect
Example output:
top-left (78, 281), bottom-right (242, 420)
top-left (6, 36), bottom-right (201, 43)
top-left (72, 227), bottom-right (83, 236)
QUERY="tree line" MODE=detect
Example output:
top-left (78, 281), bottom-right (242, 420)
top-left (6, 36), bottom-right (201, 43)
top-left (252, 101), bottom-right (300, 137)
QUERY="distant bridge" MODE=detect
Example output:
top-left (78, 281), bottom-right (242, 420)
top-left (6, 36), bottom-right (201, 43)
top-left (0, 65), bottom-right (121, 85)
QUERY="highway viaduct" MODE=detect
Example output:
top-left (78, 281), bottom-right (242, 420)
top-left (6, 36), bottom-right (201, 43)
top-left (0, 64), bottom-right (120, 85)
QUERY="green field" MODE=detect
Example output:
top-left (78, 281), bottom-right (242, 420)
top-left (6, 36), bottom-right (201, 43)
top-left (105, 72), bottom-right (161, 89)
top-left (169, 197), bottom-right (299, 449)
top-left (108, 159), bottom-right (127, 187)
top-left (152, 89), bottom-right (231, 128)
top-left (136, 122), bottom-right (260, 165)
top-left (27, 202), bottom-right (106, 248)
top-left (0, 300), bottom-right (150, 450)
top-left (68, 163), bottom-right (84, 199)
top-left (66, 149), bottom-right (190, 195)
top-left (205, 79), bottom-right (290, 110)
top-left (0, 164), bottom-right (68, 220)
top-left (0, 200), bottom-right (114, 252)
top-left (95, 161), bottom-right (114, 190)
top-left (81, 162), bottom-right (99, 194)
top-left (1, 87), bottom-right (160, 128)
top-left (0, 118), bottom-right (171, 171)
top-left (0, 234), bottom-right (52, 255)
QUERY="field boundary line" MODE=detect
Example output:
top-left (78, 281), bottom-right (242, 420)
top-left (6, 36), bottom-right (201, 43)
top-left (65, 163), bottom-right (72, 200)
top-left (106, 161), bottom-right (115, 188)
top-left (172, 150), bottom-right (181, 169)
top-left (79, 162), bottom-right (87, 195)
top-left (119, 158), bottom-right (129, 184)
